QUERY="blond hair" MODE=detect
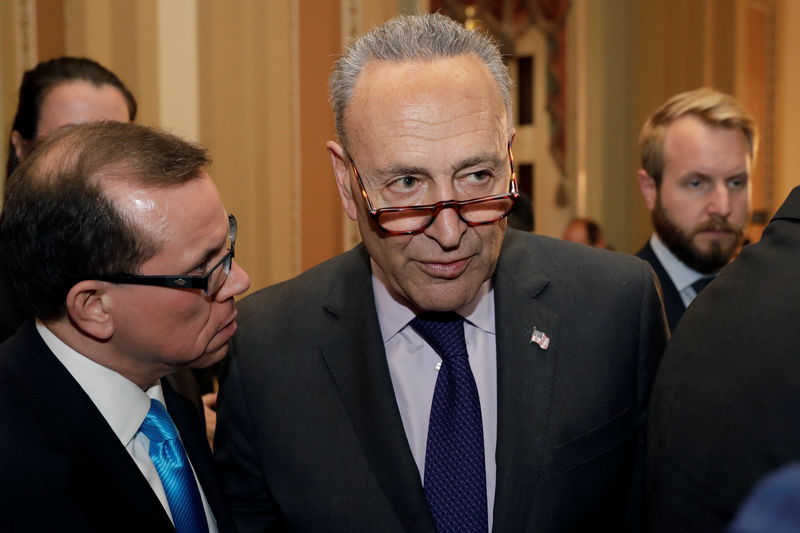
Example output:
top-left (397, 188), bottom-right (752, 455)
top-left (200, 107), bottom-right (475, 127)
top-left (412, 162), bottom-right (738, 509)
top-left (639, 87), bottom-right (757, 185)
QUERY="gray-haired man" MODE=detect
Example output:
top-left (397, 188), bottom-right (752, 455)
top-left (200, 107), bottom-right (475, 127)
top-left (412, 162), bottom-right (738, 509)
top-left (215, 13), bottom-right (666, 532)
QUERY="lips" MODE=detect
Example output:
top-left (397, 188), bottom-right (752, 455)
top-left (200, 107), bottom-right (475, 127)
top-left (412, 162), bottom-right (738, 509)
top-left (216, 310), bottom-right (238, 338)
top-left (416, 257), bottom-right (470, 279)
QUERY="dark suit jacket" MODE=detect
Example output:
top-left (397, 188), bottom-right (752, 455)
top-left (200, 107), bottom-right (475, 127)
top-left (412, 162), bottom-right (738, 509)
top-left (0, 321), bottom-right (235, 533)
top-left (215, 229), bottom-right (667, 532)
top-left (646, 186), bottom-right (800, 533)
top-left (0, 263), bottom-right (24, 343)
top-left (636, 241), bottom-right (685, 332)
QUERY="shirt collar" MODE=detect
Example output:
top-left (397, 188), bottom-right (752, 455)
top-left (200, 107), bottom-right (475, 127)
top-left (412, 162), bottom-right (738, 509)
top-left (36, 320), bottom-right (163, 447)
top-left (649, 233), bottom-right (708, 292)
top-left (371, 259), bottom-right (496, 343)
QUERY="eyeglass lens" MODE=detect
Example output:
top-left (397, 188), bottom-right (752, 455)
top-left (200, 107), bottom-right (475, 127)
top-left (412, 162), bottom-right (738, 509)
top-left (206, 215), bottom-right (237, 294)
top-left (377, 197), bottom-right (515, 233)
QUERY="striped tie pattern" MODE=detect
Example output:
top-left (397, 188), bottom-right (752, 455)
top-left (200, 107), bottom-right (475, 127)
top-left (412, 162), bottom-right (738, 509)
top-left (139, 399), bottom-right (209, 533)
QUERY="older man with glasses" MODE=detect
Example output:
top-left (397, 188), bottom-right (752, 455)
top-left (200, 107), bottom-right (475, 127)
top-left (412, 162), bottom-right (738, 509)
top-left (215, 13), bottom-right (667, 533)
top-left (0, 121), bottom-right (249, 532)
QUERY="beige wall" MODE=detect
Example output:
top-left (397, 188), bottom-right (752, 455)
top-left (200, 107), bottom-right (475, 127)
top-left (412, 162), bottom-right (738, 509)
top-left (775, 0), bottom-right (800, 205)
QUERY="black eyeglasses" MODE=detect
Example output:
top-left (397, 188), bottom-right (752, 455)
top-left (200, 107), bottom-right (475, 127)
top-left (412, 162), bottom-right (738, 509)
top-left (351, 146), bottom-right (518, 235)
top-left (94, 214), bottom-right (237, 296)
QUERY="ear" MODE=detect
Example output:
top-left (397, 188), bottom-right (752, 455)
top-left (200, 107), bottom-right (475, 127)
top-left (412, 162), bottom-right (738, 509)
top-left (637, 169), bottom-right (658, 211)
top-left (327, 140), bottom-right (358, 221)
top-left (10, 130), bottom-right (29, 161)
top-left (65, 281), bottom-right (115, 340)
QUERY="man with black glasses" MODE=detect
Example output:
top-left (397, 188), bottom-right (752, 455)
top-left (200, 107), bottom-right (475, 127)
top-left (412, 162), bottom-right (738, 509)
top-left (215, 13), bottom-right (666, 533)
top-left (0, 121), bottom-right (249, 532)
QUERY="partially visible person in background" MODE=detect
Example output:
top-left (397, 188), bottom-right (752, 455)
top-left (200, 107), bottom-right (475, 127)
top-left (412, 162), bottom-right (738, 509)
top-left (562, 217), bottom-right (608, 248)
top-left (635, 87), bottom-right (756, 332)
top-left (2, 56), bottom-right (135, 343)
top-left (506, 191), bottom-right (534, 232)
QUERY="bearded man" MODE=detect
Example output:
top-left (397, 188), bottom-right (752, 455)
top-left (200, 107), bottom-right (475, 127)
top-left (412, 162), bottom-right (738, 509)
top-left (635, 87), bottom-right (756, 332)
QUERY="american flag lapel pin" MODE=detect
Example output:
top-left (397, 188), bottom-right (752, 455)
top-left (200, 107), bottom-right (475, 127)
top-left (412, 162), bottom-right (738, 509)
top-left (530, 326), bottom-right (550, 350)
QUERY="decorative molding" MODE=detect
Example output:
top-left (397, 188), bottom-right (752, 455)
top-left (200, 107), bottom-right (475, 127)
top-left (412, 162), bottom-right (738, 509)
top-left (292, 0), bottom-right (302, 275)
top-left (16, 0), bottom-right (37, 71)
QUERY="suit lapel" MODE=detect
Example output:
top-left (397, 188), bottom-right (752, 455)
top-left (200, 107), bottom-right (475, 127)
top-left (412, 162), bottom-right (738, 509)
top-left (8, 322), bottom-right (174, 531)
top-left (491, 230), bottom-right (560, 531)
top-left (318, 246), bottom-right (437, 533)
top-left (637, 242), bottom-right (684, 332)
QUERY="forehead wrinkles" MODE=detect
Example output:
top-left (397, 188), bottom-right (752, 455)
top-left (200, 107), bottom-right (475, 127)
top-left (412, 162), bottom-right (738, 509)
top-left (345, 58), bottom-right (508, 159)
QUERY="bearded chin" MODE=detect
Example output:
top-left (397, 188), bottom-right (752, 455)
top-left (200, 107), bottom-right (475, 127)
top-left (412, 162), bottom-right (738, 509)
top-left (652, 202), bottom-right (743, 275)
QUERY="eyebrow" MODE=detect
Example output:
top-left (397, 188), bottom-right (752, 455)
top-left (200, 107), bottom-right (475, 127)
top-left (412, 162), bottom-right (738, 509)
top-left (372, 152), bottom-right (503, 179)
top-left (682, 171), bottom-right (749, 181)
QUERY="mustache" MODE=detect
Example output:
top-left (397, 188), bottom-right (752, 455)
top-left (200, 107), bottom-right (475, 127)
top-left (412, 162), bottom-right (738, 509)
top-left (693, 218), bottom-right (739, 234)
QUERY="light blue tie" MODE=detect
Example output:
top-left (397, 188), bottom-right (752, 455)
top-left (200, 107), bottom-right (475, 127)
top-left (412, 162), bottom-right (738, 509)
top-left (139, 398), bottom-right (209, 533)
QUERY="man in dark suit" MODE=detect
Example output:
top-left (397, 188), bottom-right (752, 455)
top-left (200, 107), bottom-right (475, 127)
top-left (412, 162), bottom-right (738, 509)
top-left (647, 186), bottom-right (800, 532)
top-left (215, 13), bottom-right (667, 533)
top-left (0, 121), bottom-right (250, 532)
top-left (634, 88), bottom-right (756, 332)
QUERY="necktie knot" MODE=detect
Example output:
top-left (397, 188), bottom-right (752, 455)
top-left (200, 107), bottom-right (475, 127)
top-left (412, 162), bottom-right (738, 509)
top-left (140, 398), bottom-right (179, 443)
top-left (410, 312), bottom-right (467, 362)
top-left (691, 275), bottom-right (715, 295)
top-left (139, 398), bottom-right (208, 533)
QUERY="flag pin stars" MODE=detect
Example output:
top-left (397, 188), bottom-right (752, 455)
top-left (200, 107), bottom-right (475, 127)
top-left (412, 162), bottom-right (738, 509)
top-left (530, 326), bottom-right (550, 350)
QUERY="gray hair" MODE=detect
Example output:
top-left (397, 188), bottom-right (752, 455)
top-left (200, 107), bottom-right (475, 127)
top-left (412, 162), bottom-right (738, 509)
top-left (329, 13), bottom-right (513, 150)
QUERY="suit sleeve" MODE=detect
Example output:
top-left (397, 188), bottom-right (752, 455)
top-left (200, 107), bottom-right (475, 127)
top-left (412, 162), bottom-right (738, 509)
top-left (627, 262), bottom-right (669, 532)
top-left (215, 341), bottom-right (285, 532)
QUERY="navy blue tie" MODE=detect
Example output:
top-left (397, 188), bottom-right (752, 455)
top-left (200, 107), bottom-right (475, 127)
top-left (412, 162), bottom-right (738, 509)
top-left (411, 312), bottom-right (488, 533)
top-left (691, 276), bottom-right (715, 295)
top-left (139, 399), bottom-right (209, 533)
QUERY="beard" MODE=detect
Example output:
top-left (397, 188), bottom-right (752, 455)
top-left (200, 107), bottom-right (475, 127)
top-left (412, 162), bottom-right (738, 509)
top-left (652, 198), bottom-right (744, 275)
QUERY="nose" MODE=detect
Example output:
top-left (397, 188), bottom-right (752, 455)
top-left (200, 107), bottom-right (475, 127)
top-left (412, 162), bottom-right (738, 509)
top-left (423, 206), bottom-right (467, 250)
top-left (215, 261), bottom-right (251, 301)
top-left (707, 182), bottom-right (731, 218)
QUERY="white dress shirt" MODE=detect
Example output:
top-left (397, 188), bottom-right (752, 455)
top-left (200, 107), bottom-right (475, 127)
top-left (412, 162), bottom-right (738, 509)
top-left (649, 233), bottom-right (712, 307)
top-left (372, 262), bottom-right (498, 530)
top-left (36, 321), bottom-right (218, 532)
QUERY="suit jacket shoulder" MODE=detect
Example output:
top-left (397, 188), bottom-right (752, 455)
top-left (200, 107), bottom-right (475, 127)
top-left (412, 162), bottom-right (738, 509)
top-left (647, 186), bottom-right (800, 532)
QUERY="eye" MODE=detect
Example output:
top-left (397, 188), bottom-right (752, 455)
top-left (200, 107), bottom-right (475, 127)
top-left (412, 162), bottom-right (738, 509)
top-left (466, 170), bottom-right (492, 183)
top-left (389, 175), bottom-right (420, 190)
top-left (728, 176), bottom-right (747, 188)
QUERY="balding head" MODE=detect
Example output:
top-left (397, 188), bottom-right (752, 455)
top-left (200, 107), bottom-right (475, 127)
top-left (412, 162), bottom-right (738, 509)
top-left (0, 121), bottom-right (209, 320)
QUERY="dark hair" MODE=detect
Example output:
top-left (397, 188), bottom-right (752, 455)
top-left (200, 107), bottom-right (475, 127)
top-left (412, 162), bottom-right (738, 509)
top-left (0, 121), bottom-right (209, 321)
top-left (5, 56), bottom-right (137, 178)
top-left (584, 219), bottom-right (602, 246)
